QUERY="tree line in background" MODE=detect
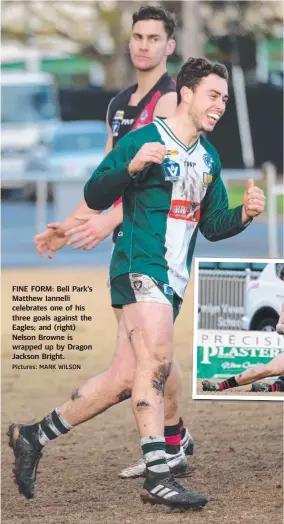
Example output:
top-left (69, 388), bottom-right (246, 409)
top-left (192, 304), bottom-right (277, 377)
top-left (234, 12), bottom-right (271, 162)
top-left (2, 1), bottom-right (283, 88)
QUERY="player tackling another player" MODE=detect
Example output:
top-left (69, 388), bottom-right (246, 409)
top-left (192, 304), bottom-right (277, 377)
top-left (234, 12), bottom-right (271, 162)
top-left (8, 56), bottom-right (265, 509)
top-left (203, 265), bottom-right (284, 394)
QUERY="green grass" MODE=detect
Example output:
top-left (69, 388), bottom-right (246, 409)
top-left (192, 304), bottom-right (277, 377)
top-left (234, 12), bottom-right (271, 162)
top-left (227, 181), bottom-right (283, 215)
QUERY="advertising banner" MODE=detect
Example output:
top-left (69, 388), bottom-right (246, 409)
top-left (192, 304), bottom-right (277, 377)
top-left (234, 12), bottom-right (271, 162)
top-left (197, 330), bottom-right (284, 379)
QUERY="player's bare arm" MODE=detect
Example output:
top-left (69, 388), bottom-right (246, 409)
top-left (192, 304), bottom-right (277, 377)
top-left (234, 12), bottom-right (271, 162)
top-left (65, 205), bottom-right (123, 251)
top-left (34, 105), bottom-right (114, 258)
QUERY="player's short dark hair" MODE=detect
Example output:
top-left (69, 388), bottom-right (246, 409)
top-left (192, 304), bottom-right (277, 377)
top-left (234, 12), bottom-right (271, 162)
top-left (280, 266), bottom-right (284, 281)
top-left (132, 5), bottom-right (176, 39)
top-left (176, 57), bottom-right (229, 104)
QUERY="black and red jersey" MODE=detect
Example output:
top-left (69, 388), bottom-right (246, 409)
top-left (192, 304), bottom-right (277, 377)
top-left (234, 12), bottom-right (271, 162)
top-left (108, 72), bottom-right (176, 148)
top-left (108, 72), bottom-right (176, 242)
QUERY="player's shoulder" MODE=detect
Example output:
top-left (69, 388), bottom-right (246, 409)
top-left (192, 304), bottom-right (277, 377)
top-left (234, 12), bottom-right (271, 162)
top-left (160, 74), bottom-right (176, 93)
top-left (200, 135), bottom-right (221, 173)
top-left (108, 85), bottom-right (136, 119)
top-left (125, 122), bottom-right (162, 145)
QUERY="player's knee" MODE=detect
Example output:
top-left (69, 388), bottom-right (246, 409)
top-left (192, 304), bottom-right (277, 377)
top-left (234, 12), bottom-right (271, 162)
top-left (254, 363), bottom-right (269, 378)
top-left (115, 371), bottom-right (133, 403)
top-left (265, 363), bottom-right (281, 377)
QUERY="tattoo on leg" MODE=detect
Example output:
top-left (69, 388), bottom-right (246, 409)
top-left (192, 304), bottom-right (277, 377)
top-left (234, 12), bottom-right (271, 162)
top-left (152, 363), bottom-right (172, 396)
top-left (117, 389), bottom-right (132, 403)
top-left (71, 388), bottom-right (82, 401)
top-left (136, 400), bottom-right (150, 411)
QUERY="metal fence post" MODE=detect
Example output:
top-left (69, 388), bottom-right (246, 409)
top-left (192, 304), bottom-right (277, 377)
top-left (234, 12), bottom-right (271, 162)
top-left (35, 179), bottom-right (48, 234)
top-left (264, 162), bottom-right (278, 257)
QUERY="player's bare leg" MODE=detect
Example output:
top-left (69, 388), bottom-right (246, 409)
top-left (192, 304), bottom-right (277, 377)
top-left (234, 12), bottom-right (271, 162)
top-left (122, 302), bottom-right (207, 509)
top-left (58, 317), bottom-right (135, 425)
top-left (203, 353), bottom-right (284, 393)
top-left (264, 302), bottom-right (284, 390)
top-left (123, 302), bottom-right (174, 436)
top-left (114, 308), bottom-right (187, 429)
top-left (8, 316), bottom-right (136, 499)
top-left (117, 301), bottom-right (194, 480)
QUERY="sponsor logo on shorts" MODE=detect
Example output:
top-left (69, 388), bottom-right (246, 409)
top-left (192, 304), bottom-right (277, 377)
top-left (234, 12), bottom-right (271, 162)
top-left (163, 284), bottom-right (174, 296)
top-left (169, 199), bottom-right (200, 222)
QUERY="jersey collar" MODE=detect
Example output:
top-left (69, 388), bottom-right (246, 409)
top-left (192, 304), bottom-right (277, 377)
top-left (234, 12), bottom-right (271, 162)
top-left (155, 117), bottom-right (200, 154)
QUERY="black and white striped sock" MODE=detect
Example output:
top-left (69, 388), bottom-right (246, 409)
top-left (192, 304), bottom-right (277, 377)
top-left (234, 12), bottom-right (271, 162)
top-left (141, 436), bottom-right (170, 475)
top-left (38, 408), bottom-right (72, 446)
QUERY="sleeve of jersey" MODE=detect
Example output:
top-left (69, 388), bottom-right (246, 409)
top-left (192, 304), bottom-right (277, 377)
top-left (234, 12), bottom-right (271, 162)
top-left (199, 171), bottom-right (251, 242)
top-left (84, 135), bottom-right (137, 211)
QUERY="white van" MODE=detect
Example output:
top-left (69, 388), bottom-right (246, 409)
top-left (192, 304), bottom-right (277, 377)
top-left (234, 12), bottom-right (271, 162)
top-left (242, 263), bottom-right (284, 331)
top-left (1, 71), bottom-right (59, 176)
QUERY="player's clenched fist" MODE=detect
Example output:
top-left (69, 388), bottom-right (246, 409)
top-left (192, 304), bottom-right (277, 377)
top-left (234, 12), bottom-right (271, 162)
top-left (242, 178), bottom-right (265, 222)
top-left (128, 142), bottom-right (166, 176)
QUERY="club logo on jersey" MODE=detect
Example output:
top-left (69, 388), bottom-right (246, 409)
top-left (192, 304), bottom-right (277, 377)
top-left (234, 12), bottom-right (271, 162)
top-left (203, 153), bottom-right (214, 172)
top-left (164, 160), bottom-right (181, 181)
top-left (203, 172), bottom-right (213, 187)
top-left (169, 199), bottom-right (200, 222)
top-left (140, 109), bottom-right (148, 122)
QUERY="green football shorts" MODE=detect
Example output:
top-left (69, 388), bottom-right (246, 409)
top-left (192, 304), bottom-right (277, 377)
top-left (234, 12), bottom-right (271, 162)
top-left (110, 273), bottom-right (183, 322)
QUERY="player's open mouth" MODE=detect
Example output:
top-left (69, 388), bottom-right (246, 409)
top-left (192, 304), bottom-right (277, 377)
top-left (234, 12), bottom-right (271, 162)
top-left (207, 113), bottom-right (220, 123)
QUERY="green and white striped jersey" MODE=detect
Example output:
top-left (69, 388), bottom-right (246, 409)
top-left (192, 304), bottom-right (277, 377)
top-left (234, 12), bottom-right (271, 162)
top-left (85, 118), bottom-right (249, 298)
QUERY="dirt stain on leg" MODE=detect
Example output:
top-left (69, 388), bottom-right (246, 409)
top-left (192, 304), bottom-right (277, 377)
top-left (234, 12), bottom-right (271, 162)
top-left (152, 363), bottom-right (172, 396)
top-left (136, 400), bottom-right (150, 413)
top-left (117, 389), bottom-right (132, 403)
top-left (127, 329), bottom-right (135, 343)
top-left (71, 388), bottom-right (82, 401)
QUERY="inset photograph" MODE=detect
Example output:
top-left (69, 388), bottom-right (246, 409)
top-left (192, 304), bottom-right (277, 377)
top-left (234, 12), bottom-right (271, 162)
top-left (193, 258), bottom-right (284, 400)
